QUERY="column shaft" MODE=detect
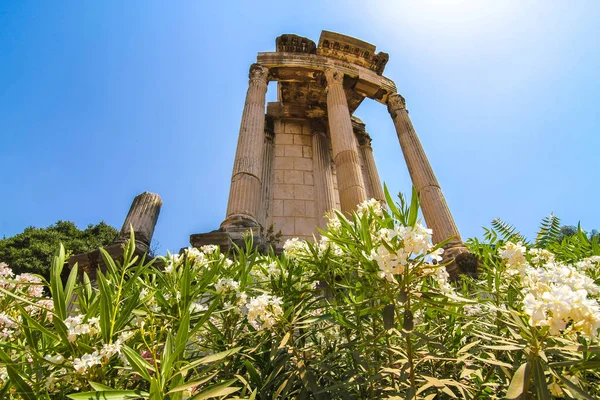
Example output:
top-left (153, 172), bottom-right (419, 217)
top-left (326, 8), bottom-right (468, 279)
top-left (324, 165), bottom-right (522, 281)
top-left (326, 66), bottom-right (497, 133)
top-left (360, 143), bottom-right (385, 202)
top-left (119, 192), bottom-right (162, 247)
top-left (324, 69), bottom-right (366, 213)
top-left (311, 124), bottom-right (337, 228)
top-left (387, 93), bottom-right (461, 245)
top-left (258, 118), bottom-right (275, 228)
top-left (223, 64), bottom-right (269, 229)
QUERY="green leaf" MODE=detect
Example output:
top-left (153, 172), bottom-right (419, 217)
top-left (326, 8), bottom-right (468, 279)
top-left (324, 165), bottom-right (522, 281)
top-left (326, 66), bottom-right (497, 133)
top-left (407, 186), bottom-right (420, 227)
top-left (67, 390), bottom-right (148, 399)
top-left (190, 380), bottom-right (240, 400)
top-left (532, 358), bottom-right (550, 400)
top-left (0, 349), bottom-right (36, 400)
top-left (122, 345), bottom-right (155, 382)
top-left (384, 184), bottom-right (400, 219)
top-left (167, 372), bottom-right (218, 394)
top-left (181, 347), bottom-right (242, 374)
top-left (505, 362), bottom-right (530, 399)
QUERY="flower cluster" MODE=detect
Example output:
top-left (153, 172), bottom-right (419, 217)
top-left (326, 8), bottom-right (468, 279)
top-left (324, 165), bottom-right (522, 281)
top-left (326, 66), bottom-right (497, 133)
top-left (499, 243), bottom-right (600, 339)
top-left (283, 238), bottom-right (309, 259)
top-left (368, 222), bottom-right (443, 284)
top-left (214, 278), bottom-right (240, 294)
top-left (64, 315), bottom-right (101, 342)
top-left (244, 293), bottom-right (283, 330)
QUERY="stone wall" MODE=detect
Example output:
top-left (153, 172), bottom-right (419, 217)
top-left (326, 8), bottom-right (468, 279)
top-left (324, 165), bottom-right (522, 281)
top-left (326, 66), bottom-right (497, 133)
top-left (269, 119), bottom-right (323, 242)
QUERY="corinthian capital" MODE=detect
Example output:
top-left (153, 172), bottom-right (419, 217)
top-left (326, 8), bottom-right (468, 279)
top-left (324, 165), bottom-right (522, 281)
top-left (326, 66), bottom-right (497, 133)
top-left (249, 63), bottom-right (270, 83)
top-left (324, 68), bottom-right (344, 85)
top-left (387, 93), bottom-right (406, 114)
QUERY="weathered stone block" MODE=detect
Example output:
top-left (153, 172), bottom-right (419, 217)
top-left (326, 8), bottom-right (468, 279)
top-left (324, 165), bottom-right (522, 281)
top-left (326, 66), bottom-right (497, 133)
top-left (273, 216), bottom-right (295, 235)
top-left (275, 133), bottom-right (294, 145)
top-left (274, 184), bottom-right (294, 199)
top-left (305, 200), bottom-right (315, 218)
top-left (283, 199), bottom-right (305, 216)
top-left (284, 121), bottom-right (302, 134)
top-left (284, 144), bottom-right (303, 157)
top-left (294, 157), bottom-right (313, 171)
top-left (295, 217), bottom-right (318, 236)
top-left (294, 185), bottom-right (314, 200)
top-left (284, 170), bottom-right (304, 184)
top-left (274, 170), bottom-right (285, 183)
top-left (274, 145), bottom-right (285, 157)
top-left (272, 199), bottom-right (284, 216)
top-left (304, 172), bottom-right (314, 185)
top-left (302, 145), bottom-right (313, 158)
top-left (274, 156), bottom-right (294, 170)
top-left (294, 134), bottom-right (311, 146)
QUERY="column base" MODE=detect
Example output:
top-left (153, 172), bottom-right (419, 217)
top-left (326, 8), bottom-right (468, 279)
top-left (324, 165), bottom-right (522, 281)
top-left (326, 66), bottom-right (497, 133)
top-left (191, 214), bottom-right (266, 254)
top-left (442, 243), bottom-right (480, 281)
top-left (68, 240), bottom-right (150, 282)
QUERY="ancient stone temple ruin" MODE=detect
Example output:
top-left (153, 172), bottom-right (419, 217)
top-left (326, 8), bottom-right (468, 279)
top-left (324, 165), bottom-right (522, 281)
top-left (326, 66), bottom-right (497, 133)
top-left (190, 31), bottom-right (468, 269)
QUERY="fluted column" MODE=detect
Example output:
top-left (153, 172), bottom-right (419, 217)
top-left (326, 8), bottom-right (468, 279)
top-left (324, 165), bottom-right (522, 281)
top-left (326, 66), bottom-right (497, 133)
top-left (356, 131), bottom-right (385, 202)
top-left (311, 119), bottom-right (337, 228)
top-left (222, 64), bottom-right (270, 230)
top-left (258, 117), bottom-right (275, 228)
top-left (118, 192), bottom-right (163, 247)
top-left (324, 68), bottom-right (367, 213)
top-left (387, 93), bottom-right (467, 271)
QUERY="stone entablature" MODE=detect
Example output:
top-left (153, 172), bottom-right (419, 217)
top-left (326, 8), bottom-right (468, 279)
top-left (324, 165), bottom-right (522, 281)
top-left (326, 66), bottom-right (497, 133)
top-left (317, 31), bottom-right (389, 76)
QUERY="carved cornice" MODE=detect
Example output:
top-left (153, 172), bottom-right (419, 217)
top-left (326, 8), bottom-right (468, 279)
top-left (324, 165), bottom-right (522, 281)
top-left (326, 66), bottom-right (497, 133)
top-left (249, 63), bottom-right (270, 83)
top-left (387, 93), bottom-right (406, 118)
top-left (276, 34), bottom-right (316, 54)
top-left (317, 31), bottom-right (389, 75)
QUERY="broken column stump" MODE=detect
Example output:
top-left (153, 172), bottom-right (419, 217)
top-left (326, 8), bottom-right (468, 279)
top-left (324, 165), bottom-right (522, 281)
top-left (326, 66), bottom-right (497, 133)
top-left (68, 192), bottom-right (162, 281)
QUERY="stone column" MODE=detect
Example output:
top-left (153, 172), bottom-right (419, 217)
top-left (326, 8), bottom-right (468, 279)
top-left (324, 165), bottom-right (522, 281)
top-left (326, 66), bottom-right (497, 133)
top-left (311, 119), bottom-right (337, 228)
top-left (324, 68), bottom-right (367, 213)
top-left (258, 117), bottom-right (275, 228)
top-left (222, 63), bottom-right (270, 230)
top-left (356, 131), bottom-right (385, 202)
top-left (118, 192), bottom-right (163, 248)
top-left (387, 93), bottom-right (468, 277)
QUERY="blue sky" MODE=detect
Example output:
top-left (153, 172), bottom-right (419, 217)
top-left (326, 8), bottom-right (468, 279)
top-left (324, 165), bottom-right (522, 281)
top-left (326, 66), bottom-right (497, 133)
top-left (1, 1), bottom-right (599, 254)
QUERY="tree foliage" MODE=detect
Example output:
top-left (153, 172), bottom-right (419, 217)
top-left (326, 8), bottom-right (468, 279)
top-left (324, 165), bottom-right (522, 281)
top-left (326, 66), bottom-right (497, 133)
top-left (0, 221), bottom-right (117, 279)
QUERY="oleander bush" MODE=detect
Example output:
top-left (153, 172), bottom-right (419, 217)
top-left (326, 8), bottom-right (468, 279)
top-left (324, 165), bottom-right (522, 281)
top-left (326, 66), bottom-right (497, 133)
top-left (1, 190), bottom-right (599, 399)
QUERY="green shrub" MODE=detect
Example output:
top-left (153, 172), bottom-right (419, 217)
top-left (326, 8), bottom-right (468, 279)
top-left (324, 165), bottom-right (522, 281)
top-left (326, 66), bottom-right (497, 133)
top-left (0, 192), bottom-right (599, 399)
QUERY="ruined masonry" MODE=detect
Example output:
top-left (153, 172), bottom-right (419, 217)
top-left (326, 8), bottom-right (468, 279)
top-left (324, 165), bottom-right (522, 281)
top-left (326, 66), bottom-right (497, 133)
top-left (70, 31), bottom-right (470, 278)
top-left (190, 31), bottom-right (469, 274)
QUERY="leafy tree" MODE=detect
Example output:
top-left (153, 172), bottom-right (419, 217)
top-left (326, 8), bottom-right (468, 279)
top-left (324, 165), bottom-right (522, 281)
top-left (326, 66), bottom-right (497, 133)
top-left (0, 221), bottom-right (117, 280)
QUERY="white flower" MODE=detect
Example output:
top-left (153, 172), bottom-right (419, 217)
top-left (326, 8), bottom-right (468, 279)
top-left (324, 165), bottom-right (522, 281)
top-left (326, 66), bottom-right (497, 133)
top-left (214, 278), bottom-right (240, 294)
top-left (189, 300), bottom-right (208, 314)
top-left (15, 273), bottom-right (44, 297)
top-left (73, 352), bottom-right (102, 374)
top-left (44, 354), bottom-right (65, 364)
top-left (0, 312), bottom-right (17, 329)
top-left (356, 198), bottom-right (384, 217)
top-left (463, 304), bottom-right (483, 317)
top-left (201, 245), bottom-right (218, 255)
top-left (99, 341), bottom-right (122, 361)
top-left (64, 315), bottom-right (100, 342)
top-left (244, 293), bottom-right (283, 330)
top-left (283, 238), bottom-right (308, 259)
top-left (499, 242), bottom-right (528, 275)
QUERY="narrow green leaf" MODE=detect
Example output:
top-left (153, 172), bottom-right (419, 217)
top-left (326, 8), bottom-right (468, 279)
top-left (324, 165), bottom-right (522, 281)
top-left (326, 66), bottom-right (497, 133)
top-left (67, 390), bottom-right (148, 399)
top-left (122, 345), bottom-right (155, 382)
top-left (190, 380), bottom-right (240, 400)
top-left (505, 362), bottom-right (530, 399)
top-left (407, 186), bottom-right (420, 227)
